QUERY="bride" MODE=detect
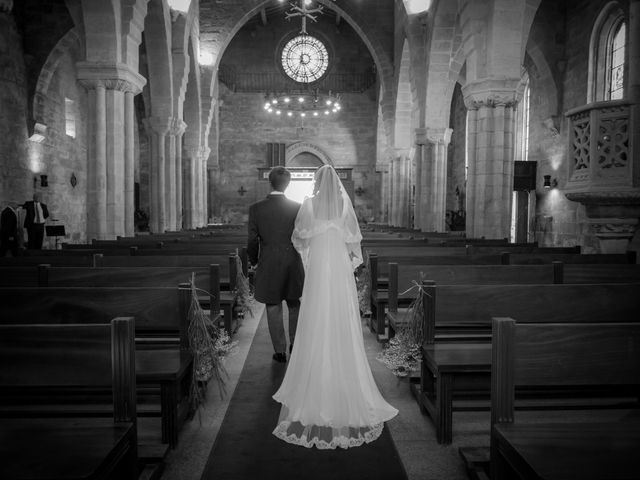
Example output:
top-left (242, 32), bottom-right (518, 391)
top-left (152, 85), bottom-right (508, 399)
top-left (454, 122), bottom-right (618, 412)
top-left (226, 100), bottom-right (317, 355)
top-left (272, 165), bottom-right (398, 449)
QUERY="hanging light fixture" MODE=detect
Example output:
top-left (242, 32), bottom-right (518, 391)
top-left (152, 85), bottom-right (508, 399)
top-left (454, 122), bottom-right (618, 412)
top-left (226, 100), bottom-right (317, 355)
top-left (265, 0), bottom-right (342, 121)
top-left (263, 90), bottom-right (342, 118)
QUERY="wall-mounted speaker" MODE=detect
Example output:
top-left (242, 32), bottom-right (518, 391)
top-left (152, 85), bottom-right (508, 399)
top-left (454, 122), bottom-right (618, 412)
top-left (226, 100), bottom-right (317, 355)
top-left (513, 161), bottom-right (537, 191)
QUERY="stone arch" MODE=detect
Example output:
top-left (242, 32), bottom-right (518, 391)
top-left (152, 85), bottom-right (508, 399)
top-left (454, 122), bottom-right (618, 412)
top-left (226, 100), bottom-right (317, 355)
top-left (425, 0), bottom-right (463, 129)
top-left (32, 28), bottom-right (84, 130)
top-left (81, 0), bottom-right (121, 63)
top-left (143, 0), bottom-right (173, 118)
top-left (198, 0), bottom-right (396, 152)
top-left (285, 142), bottom-right (334, 166)
top-left (394, 39), bottom-right (412, 149)
top-left (183, 37), bottom-right (202, 150)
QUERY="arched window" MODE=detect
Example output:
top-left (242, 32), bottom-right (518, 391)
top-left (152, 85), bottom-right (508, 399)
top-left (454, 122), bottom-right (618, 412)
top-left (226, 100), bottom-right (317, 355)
top-left (588, 3), bottom-right (627, 102)
top-left (608, 21), bottom-right (626, 100)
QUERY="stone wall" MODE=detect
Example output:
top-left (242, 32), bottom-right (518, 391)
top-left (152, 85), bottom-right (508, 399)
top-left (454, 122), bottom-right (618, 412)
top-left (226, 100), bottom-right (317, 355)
top-left (0, 9), bottom-right (88, 247)
top-left (528, 0), bottom-right (630, 250)
top-left (215, 86), bottom-right (377, 223)
top-left (214, 9), bottom-right (379, 223)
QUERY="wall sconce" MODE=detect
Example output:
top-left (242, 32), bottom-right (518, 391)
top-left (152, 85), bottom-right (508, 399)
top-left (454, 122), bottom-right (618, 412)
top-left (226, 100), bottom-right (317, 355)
top-left (237, 185), bottom-right (247, 196)
top-left (34, 175), bottom-right (48, 188)
top-left (543, 175), bottom-right (558, 189)
top-left (355, 186), bottom-right (365, 196)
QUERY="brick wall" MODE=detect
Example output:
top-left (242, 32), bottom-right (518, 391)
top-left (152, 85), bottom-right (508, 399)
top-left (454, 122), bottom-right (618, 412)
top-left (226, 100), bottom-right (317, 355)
top-left (214, 10), bottom-right (379, 223)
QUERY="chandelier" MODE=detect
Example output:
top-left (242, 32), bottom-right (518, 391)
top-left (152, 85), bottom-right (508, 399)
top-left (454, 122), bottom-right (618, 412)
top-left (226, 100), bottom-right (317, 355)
top-left (263, 90), bottom-right (342, 118)
top-left (265, 0), bottom-right (342, 120)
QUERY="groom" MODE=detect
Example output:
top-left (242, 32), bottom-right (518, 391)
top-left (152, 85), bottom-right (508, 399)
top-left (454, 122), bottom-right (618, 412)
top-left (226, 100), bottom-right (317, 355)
top-left (247, 166), bottom-right (305, 363)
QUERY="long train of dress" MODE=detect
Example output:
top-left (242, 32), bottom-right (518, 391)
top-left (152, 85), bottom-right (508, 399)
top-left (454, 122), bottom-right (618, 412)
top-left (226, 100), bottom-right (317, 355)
top-left (272, 224), bottom-right (398, 449)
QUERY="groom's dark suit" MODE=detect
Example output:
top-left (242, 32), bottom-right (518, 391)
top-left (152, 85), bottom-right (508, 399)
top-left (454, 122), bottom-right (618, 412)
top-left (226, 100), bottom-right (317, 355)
top-left (247, 193), bottom-right (304, 304)
top-left (248, 192), bottom-right (304, 359)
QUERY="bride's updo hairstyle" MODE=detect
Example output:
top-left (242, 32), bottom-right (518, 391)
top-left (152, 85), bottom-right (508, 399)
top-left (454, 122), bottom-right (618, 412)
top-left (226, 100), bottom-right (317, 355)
top-left (312, 165), bottom-right (344, 220)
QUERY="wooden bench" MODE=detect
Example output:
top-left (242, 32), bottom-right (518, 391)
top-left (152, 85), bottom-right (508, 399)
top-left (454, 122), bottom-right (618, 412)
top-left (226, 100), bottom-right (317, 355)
top-left (0, 254), bottom-right (98, 266)
top-left (488, 318), bottom-right (640, 480)
top-left (0, 318), bottom-right (138, 480)
top-left (384, 263), bottom-right (561, 340)
top-left (413, 283), bottom-right (640, 444)
top-left (0, 285), bottom-right (193, 448)
top-left (503, 251), bottom-right (636, 264)
top-left (367, 252), bottom-right (504, 337)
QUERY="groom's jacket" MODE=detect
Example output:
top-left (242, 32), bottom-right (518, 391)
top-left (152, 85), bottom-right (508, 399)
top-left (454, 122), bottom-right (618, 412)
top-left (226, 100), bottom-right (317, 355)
top-left (247, 193), bottom-right (304, 304)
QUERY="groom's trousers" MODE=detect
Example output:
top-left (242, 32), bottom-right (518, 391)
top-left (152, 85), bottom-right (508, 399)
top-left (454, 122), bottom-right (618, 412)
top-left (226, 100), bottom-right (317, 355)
top-left (266, 299), bottom-right (300, 353)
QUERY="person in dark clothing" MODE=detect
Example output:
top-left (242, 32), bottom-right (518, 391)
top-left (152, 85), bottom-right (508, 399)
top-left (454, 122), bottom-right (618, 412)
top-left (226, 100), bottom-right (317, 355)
top-left (247, 167), bottom-right (305, 363)
top-left (23, 193), bottom-right (49, 250)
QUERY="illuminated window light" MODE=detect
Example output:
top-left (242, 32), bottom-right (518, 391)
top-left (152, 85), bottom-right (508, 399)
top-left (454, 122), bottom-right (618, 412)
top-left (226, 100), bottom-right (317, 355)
top-left (276, 110), bottom-right (281, 115)
top-left (324, 110), bottom-right (330, 115)
top-left (301, 112), bottom-right (306, 117)
top-left (298, 97), bottom-right (305, 103)
top-left (313, 112), bottom-right (319, 116)
top-left (198, 51), bottom-right (214, 66)
top-left (284, 97), bottom-right (290, 103)
top-left (287, 112), bottom-right (293, 117)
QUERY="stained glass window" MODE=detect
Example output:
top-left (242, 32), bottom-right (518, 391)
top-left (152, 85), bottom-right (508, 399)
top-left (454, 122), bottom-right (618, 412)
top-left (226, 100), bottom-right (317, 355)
top-left (608, 22), bottom-right (625, 100)
top-left (281, 35), bottom-right (329, 83)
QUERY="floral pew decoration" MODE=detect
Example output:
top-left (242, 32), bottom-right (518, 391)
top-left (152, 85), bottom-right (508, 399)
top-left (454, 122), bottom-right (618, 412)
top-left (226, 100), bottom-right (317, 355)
top-left (377, 274), bottom-right (426, 377)
top-left (187, 273), bottom-right (238, 416)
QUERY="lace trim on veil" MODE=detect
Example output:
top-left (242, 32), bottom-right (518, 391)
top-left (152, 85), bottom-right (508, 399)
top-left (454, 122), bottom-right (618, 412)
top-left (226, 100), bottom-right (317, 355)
top-left (272, 420), bottom-right (384, 450)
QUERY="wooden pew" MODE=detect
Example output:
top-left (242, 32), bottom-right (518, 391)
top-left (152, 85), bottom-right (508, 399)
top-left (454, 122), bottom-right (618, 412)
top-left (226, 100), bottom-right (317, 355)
top-left (0, 285), bottom-right (193, 448)
top-left (93, 254), bottom-right (241, 334)
top-left (559, 263), bottom-right (640, 283)
top-left (489, 318), bottom-right (640, 480)
top-left (0, 318), bottom-right (139, 480)
top-left (0, 254), bottom-right (98, 266)
top-left (384, 263), bottom-right (561, 340)
top-left (504, 251), bottom-right (636, 264)
top-left (414, 282), bottom-right (640, 444)
top-left (367, 252), bottom-right (504, 337)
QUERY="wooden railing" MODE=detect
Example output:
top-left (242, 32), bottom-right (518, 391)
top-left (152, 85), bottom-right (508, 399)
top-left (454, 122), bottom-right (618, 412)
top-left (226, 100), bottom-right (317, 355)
top-left (565, 99), bottom-right (632, 191)
top-left (218, 66), bottom-right (376, 93)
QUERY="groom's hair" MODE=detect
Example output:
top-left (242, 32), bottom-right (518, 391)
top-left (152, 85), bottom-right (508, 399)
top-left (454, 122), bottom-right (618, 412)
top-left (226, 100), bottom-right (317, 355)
top-left (269, 166), bottom-right (291, 192)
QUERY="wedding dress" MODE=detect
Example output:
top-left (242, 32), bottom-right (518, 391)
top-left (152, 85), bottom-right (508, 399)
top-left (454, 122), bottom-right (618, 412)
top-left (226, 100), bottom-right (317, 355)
top-left (272, 165), bottom-right (398, 449)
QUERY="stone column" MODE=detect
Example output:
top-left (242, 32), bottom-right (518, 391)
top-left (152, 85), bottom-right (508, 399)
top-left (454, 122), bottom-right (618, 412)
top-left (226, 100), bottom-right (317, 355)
top-left (462, 79), bottom-right (519, 239)
top-left (414, 128), bottom-right (427, 231)
top-left (124, 91), bottom-right (135, 236)
top-left (165, 130), bottom-right (176, 232)
top-left (183, 147), bottom-right (199, 229)
top-left (427, 128), bottom-right (453, 232)
top-left (200, 147), bottom-right (210, 226)
top-left (78, 63), bottom-right (145, 240)
top-left (144, 117), bottom-right (172, 233)
top-left (172, 120), bottom-right (186, 230)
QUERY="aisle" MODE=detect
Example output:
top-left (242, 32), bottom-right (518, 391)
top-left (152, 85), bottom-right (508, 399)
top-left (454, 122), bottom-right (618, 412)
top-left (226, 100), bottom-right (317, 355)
top-left (200, 312), bottom-right (408, 480)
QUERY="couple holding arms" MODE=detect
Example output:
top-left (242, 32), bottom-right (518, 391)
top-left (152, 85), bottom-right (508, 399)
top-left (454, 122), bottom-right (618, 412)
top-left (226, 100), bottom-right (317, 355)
top-left (247, 165), bottom-right (397, 450)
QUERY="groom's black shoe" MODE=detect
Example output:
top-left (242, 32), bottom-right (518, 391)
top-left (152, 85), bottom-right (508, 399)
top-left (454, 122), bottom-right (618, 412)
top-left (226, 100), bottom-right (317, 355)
top-left (272, 352), bottom-right (287, 363)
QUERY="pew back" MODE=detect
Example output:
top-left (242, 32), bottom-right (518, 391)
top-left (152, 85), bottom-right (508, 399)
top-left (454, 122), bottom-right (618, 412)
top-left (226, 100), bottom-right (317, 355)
top-left (424, 283), bottom-right (640, 343)
top-left (0, 286), bottom-right (190, 346)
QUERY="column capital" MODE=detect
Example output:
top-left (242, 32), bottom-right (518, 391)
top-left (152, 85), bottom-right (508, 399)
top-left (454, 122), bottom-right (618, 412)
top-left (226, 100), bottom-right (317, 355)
top-left (169, 118), bottom-right (187, 136)
top-left (414, 128), bottom-right (428, 145)
top-left (426, 127), bottom-right (453, 146)
top-left (143, 116), bottom-right (173, 136)
top-left (462, 77), bottom-right (521, 110)
top-left (77, 62), bottom-right (147, 94)
top-left (199, 146), bottom-right (211, 161)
